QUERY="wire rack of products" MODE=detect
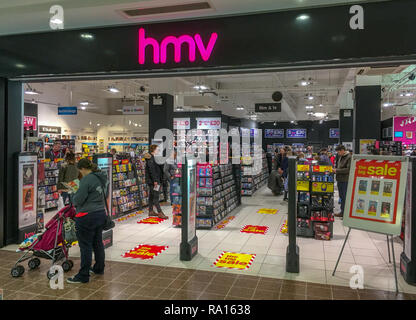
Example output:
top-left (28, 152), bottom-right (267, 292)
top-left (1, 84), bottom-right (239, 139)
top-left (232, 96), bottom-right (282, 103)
top-left (38, 159), bottom-right (64, 210)
top-left (112, 159), bottom-right (142, 217)
top-left (195, 163), bottom-right (240, 229)
top-left (296, 164), bottom-right (335, 240)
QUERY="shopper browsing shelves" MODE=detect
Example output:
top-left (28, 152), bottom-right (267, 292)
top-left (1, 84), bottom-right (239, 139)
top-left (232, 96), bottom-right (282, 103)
top-left (334, 145), bottom-right (352, 218)
top-left (144, 145), bottom-right (168, 220)
top-left (57, 152), bottom-right (79, 206)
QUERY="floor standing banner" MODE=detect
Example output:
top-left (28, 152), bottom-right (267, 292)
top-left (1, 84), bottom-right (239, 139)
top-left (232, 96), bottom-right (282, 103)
top-left (343, 155), bottom-right (409, 236)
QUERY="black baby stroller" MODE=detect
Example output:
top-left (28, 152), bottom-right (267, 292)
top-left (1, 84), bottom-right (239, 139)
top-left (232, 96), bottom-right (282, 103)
top-left (11, 204), bottom-right (77, 279)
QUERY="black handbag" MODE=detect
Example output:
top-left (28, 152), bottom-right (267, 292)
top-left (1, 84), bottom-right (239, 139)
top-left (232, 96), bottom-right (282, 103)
top-left (92, 173), bottom-right (115, 231)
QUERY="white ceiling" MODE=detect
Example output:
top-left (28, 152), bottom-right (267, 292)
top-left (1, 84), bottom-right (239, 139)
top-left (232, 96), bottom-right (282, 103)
top-left (0, 0), bottom-right (379, 36)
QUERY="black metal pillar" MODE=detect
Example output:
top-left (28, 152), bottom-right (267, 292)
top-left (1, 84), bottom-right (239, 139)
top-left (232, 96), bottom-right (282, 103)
top-left (148, 93), bottom-right (174, 143)
top-left (353, 85), bottom-right (381, 153)
top-left (286, 156), bottom-right (299, 273)
top-left (0, 80), bottom-right (23, 247)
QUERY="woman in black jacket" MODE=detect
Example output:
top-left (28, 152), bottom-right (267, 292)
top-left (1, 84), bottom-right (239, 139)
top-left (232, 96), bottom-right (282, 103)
top-left (144, 145), bottom-right (168, 219)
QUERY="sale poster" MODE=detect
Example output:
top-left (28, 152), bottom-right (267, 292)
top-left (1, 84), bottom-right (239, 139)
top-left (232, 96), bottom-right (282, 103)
top-left (122, 244), bottom-right (168, 260)
top-left (213, 252), bottom-right (256, 270)
top-left (137, 217), bottom-right (165, 224)
top-left (349, 159), bottom-right (400, 223)
top-left (240, 225), bottom-right (269, 235)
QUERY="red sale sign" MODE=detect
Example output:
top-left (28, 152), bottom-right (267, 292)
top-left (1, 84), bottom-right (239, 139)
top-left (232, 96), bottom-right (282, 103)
top-left (240, 225), bottom-right (269, 235)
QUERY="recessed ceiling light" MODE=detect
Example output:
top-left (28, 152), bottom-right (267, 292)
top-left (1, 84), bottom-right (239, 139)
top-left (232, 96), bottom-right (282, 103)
top-left (107, 86), bottom-right (120, 93)
top-left (134, 123), bottom-right (138, 127)
top-left (319, 104), bottom-right (323, 107)
top-left (383, 102), bottom-right (394, 107)
top-left (80, 33), bottom-right (94, 40)
top-left (308, 95), bottom-right (314, 100)
top-left (139, 124), bottom-right (142, 127)
top-left (80, 101), bottom-right (89, 106)
top-left (314, 112), bottom-right (326, 118)
top-left (297, 14), bottom-right (310, 21)
top-left (80, 106), bottom-right (86, 110)
top-left (305, 105), bottom-right (314, 109)
top-left (97, 123), bottom-right (100, 126)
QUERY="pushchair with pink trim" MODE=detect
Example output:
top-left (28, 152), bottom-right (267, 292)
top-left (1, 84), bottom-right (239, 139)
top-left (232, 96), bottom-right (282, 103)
top-left (11, 204), bottom-right (77, 279)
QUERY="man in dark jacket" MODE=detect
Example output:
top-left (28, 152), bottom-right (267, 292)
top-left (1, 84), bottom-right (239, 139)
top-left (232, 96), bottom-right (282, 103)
top-left (334, 145), bottom-right (352, 218)
top-left (268, 167), bottom-right (284, 196)
top-left (145, 145), bottom-right (168, 219)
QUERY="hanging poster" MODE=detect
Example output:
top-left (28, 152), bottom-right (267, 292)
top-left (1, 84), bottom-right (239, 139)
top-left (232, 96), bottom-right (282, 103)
top-left (343, 155), bottom-right (409, 235)
top-left (173, 118), bottom-right (191, 130)
top-left (196, 117), bottom-right (221, 130)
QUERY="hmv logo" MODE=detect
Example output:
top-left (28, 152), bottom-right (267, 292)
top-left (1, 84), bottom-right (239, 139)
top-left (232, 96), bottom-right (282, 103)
top-left (138, 28), bottom-right (218, 64)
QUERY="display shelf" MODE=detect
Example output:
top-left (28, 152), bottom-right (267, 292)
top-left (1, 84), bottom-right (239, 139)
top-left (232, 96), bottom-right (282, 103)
top-left (241, 150), bottom-right (269, 196)
top-left (112, 159), bottom-right (142, 217)
top-left (296, 164), bottom-right (335, 240)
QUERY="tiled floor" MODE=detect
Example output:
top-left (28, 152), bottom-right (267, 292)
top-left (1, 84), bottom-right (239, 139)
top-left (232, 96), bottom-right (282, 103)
top-left (0, 251), bottom-right (414, 300)
top-left (2, 185), bottom-right (416, 298)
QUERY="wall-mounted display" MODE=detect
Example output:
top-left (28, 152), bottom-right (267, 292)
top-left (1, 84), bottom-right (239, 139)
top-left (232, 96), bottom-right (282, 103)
top-left (329, 128), bottom-right (340, 138)
top-left (265, 129), bottom-right (284, 138)
top-left (287, 129), bottom-right (307, 138)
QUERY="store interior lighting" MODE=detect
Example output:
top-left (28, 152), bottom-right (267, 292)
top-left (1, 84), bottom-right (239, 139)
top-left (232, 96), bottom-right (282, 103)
top-left (305, 105), bottom-right (314, 109)
top-left (25, 85), bottom-right (40, 95)
top-left (107, 86), bottom-right (120, 93)
top-left (314, 112), bottom-right (326, 118)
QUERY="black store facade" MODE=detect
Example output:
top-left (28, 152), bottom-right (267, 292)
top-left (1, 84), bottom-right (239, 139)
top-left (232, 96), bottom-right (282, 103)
top-left (1, 0), bottom-right (416, 247)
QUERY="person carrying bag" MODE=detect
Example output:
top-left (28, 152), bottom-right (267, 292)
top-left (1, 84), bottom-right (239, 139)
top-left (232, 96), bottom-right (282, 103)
top-left (66, 158), bottom-right (110, 284)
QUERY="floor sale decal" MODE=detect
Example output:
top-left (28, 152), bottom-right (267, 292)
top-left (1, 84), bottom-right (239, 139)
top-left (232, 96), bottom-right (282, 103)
top-left (122, 244), bottom-right (168, 260)
top-left (280, 219), bottom-right (288, 234)
top-left (240, 225), bottom-right (269, 235)
top-left (215, 216), bottom-right (235, 229)
top-left (116, 210), bottom-right (143, 222)
top-left (213, 251), bottom-right (256, 270)
top-left (137, 217), bottom-right (165, 224)
top-left (257, 208), bottom-right (278, 214)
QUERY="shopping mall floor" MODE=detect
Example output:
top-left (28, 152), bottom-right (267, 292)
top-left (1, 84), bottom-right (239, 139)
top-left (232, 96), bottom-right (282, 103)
top-left (1, 186), bottom-right (416, 300)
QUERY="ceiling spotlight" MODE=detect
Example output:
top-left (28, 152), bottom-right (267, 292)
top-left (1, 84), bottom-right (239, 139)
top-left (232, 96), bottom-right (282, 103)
top-left (305, 105), bottom-right (314, 109)
top-left (236, 106), bottom-right (245, 110)
top-left (300, 78), bottom-right (309, 86)
top-left (139, 124), bottom-right (142, 127)
top-left (97, 123), bottom-right (101, 126)
top-left (319, 119), bottom-right (324, 124)
top-left (319, 104), bottom-right (323, 107)
top-left (107, 86), bottom-right (120, 93)
top-left (134, 123), bottom-right (138, 127)
top-left (296, 14), bottom-right (310, 21)
top-left (314, 112), bottom-right (326, 118)
top-left (307, 111), bottom-right (314, 115)
top-left (176, 106), bottom-right (184, 111)
top-left (290, 120), bottom-right (295, 124)
top-left (80, 101), bottom-right (89, 106)
top-left (80, 106), bottom-right (86, 110)
top-left (273, 121), bottom-right (277, 126)
top-left (383, 102), bottom-right (394, 107)
top-left (193, 84), bottom-right (209, 91)
top-left (80, 33), bottom-right (94, 40)
top-left (308, 95), bottom-right (314, 100)
top-left (406, 92), bottom-right (414, 97)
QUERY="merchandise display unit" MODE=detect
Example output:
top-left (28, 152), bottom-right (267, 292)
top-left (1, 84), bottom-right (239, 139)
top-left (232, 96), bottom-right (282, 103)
top-left (39, 158), bottom-right (63, 210)
top-left (296, 164), bottom-right (335, 240)
top-left (112, 159), bottom-right (142, 217)
top-left (241, 150), bottom-right (269, 196)
top-left (196, 163), bottom-right (240, 229)
top-left (134, 157), bottom-right (149, 208)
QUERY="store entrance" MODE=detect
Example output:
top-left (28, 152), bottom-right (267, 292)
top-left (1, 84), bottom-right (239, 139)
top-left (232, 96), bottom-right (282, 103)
top-left (7, 63), bottom-right (415, 293)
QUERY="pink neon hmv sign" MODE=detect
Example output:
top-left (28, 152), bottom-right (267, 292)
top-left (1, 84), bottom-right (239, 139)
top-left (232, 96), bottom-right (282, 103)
top-left (138, 28), bottom-right (218, 64)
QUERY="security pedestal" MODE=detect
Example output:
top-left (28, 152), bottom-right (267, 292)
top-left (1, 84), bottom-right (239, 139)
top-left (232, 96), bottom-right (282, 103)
top-left (286, 157), bottom-right (299, 273)
top-left (401, 157), bottom-right (416, 285)
top-left (180, 159), bottom-right (198, 261)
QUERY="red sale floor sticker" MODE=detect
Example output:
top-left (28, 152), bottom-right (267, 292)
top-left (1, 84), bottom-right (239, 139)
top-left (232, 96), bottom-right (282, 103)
top-left (213, 251), bottom-right (256, 270)
top-left (122, 244), bottom-right (168, 260)
top-left (116, 210), bottom-right (143, 222)
top-left (215, 216), bottom-right (235, 230)
top-left (240, 225), bottom-right (269, 235)
top-left (137, 217), bottom-right (165, 224)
